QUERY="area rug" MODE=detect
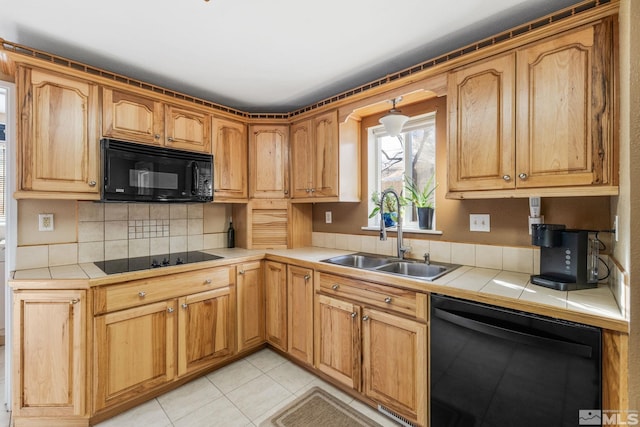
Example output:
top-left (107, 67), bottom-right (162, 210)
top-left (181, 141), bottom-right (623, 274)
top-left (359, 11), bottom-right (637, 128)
top-left (260, 386), bottom-right (385, 427)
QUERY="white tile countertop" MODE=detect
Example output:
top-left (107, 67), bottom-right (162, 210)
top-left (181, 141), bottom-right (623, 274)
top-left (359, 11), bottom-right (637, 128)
top-left (10, 246), bottom-right (627, 332)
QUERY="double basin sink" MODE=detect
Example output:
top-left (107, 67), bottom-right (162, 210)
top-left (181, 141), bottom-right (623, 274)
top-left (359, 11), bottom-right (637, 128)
top-left (322, 253), bottom-right (460, 281)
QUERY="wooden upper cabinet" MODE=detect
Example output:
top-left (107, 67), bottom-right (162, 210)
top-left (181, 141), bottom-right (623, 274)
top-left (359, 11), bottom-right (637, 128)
top-left (249, 124), bottom-right (289, 198)
top-left (165, 104), bottom-right (211, 153)
top-left (515, 25), bottom-right (608, 188)
top-left (290, 119), bottom-right (315, 198)
top-left (448, 53), bottom-right (515, 192)
top-left (18, 66), bottom-right (99, 196)
top-left (447, 19), bottom-right (616, 197)
top-left (102, 87), bottom-right (164, 145)
top-left (212, 117), bottom-right (248, 200)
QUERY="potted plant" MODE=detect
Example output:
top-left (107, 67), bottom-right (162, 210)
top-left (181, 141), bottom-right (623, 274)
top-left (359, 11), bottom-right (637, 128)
top-left (405, 175), bottom-right (437, 229)
top-left (369, 190), bottom-right (405, 227)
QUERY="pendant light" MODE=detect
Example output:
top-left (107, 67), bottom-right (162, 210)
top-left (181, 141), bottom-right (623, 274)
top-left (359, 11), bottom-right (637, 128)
top-left (379, 97), bottom-right (409, 137)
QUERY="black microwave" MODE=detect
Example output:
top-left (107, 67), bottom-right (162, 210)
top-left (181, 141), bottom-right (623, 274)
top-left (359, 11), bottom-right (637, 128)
top-left (101, 139), bottom-right (213, 202)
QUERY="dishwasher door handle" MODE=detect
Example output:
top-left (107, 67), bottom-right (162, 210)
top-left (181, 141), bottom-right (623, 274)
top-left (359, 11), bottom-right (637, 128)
top-left (433, 307), bottom-right (594, 358)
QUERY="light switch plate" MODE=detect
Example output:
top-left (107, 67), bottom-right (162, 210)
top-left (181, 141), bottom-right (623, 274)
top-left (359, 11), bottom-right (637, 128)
top-left (470, 214), bottom-right (490, 232)
top-left (38, 213), bottom-right (54, 231)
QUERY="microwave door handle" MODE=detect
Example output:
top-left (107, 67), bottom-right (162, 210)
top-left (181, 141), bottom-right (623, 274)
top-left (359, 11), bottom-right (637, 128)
top-left (191, 162), bottom-right (199, 195)
top-left (432, 307), bottom-right (594, 358)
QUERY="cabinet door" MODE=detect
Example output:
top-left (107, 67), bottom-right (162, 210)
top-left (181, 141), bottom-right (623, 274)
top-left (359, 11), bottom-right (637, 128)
top-left (516, 26), bottom-right (601, 188)
top-left (448, 54), bottom-right (516, 191)
top-left (178, 287), bottom-right (236, 376)
top-left (18, 67), bottom-right (99, 194)
top-left (212, 117), bottom-right (248, 199)
top-left (362, 308), bottom-right (427, 424)
top-left (12, 290), bottom-right (86, 419)
top-left (312, 110), bottom-right (339, 197)
top-left (287, 265), bottom-right (314, 365)
top-left (290, 120), bottom-right (314, 198)
top-left (314, 294), bottom-right (361, 390)
top-left (94, 300), bottom-right (176, 411)
top-left (102, 87), bottom-right (164, 145)
top-left (165, 104), bottom-right (211, 153)
top-left (264, 261), bottom-right (287, 351)
top-left (249, 125), bottom-right (289, 198)
top-left (237, 261), bottom-right (265, 351)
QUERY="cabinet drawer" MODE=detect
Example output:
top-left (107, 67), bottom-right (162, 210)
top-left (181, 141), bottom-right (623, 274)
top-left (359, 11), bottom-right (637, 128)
top-left (94, 266), bottom-right (234, 314)
top-left (318, 273), bottom-right (427, 321)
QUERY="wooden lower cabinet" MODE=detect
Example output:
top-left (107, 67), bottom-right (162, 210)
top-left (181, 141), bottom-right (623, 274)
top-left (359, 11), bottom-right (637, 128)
top-left (236, 262), bottom-right (264, 352)
top-left (287, 265), bottom-right (314, 365)
top-left (314, 278), bottom-right (428, 426)
top-left (93, 300), bottom-right (176, 412)
top-left (264, 261), bottom-right (287, 351)
top-left (12, 290), bottom-right (87, 426)
top-left (362, 308), bottom-right (427, 425)
top-left (178, 287), bottom-right (236, 376)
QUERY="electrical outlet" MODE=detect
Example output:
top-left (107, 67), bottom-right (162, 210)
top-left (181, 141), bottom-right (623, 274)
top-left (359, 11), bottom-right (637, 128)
top-left (325, 211), bottom-right (332, 224)
top-left (614, 215), bottom-right (619, 242)
top-left (469, 214), bottom-right (490, 232)
top-left (38, 213), bottom-right (54, 231)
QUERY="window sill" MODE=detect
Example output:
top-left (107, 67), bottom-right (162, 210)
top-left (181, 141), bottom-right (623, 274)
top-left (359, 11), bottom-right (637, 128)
top-left (361, 226), bottom-right (443, 235)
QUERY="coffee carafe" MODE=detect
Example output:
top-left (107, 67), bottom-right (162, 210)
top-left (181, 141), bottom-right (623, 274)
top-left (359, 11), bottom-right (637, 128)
top-left (530, 224), bottom-right (599, 291)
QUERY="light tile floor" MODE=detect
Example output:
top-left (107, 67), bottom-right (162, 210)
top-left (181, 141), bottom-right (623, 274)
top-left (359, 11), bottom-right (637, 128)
top-left (92, 348), bottom-right (400, 427)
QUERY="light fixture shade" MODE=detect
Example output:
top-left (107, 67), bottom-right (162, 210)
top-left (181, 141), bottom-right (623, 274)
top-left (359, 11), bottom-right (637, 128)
top-left (379, 111), bottom-right (409, 137)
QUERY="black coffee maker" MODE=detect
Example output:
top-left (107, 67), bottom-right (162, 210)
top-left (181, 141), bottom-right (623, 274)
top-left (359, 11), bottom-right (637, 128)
top-left (530, 224), bottom-right (599, 291)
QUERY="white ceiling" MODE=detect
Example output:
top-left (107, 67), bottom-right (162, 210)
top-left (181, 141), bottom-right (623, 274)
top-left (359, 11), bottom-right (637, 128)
top-left (1, 0), bottom-right (582, 113)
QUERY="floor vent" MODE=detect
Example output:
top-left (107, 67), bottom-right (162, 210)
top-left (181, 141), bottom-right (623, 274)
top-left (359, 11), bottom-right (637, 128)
top-left (377, 404), bottom-right (417, 427)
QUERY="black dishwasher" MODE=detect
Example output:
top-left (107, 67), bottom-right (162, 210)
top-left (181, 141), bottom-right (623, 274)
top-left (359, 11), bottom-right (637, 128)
top-left (430, 294), bottom-right (601, 427)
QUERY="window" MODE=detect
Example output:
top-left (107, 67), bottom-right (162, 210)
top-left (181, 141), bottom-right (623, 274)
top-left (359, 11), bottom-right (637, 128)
top-left (368, 112), bottom-right (436, 229)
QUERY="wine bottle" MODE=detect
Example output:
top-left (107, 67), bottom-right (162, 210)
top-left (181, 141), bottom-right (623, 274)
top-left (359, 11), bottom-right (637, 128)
top-left (227, 217), bottom-right (235, 248)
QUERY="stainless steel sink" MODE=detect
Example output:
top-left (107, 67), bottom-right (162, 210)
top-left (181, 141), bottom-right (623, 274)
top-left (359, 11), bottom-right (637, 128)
top-left (322, 253), bottom-right (396, 269)
top-left (322, 253), bottom-right (460, 281)
top-left (376, 261), bottom-right (459, 280)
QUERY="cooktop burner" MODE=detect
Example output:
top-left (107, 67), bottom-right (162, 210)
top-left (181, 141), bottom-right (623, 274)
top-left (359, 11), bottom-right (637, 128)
top-left (94, 251), bottom-right (223, 275)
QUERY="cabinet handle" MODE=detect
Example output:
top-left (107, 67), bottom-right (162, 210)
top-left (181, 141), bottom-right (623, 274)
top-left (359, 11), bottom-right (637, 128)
top-left (167, 307), bottom-right (174, 313)
top-left (154, 134), bottom-right (161, 139)
top-left (502, 175), bottom-right (511, 182)
top-left (239, 270), bottom-right (245, 275)
top-left (304, 274), bottom-right (311, 281)
top-left (351, 312), bottom-right (357, 319)
top-left (362, 315), bottom-right (370, 321)
top-left (384, 297), bottom-right (392, 304)
top-left (310, 188), bottom-right (316, 193)
top-left (284, 189), bottom-right (289, 194)
top-left (138, 291), bottom-right (146, 298)
top-left (88, 180), bottom-right (97, 187)
top-left (70, 298), bottom-right (80, 305)
top-left (519, 173), bottom-right (528, 180)
top-left (182, 303), bottom-right (188, 309)
top-left (205, 278), bottom-right (212, 284)
top-left (305, 188), bottom-right (311, 193)
top-left (331, 284), bottom-right (339, 290)
top-left (167, 136), bottom-right (175, 142)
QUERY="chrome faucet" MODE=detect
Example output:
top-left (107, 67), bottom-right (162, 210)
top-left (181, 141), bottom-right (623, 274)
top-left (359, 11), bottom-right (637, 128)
top-left (423, 253), bottom-right (430, 264)
top-left (379, 189), bottom-right (410, 259)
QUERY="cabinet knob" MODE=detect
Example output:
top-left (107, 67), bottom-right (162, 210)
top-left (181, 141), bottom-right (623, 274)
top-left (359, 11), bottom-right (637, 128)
top-left (138, 291), bottom-right (146, 298)
top-left (304, 274), bottom-right (311, 281)
top-left (351, 312), bottom-right (357, 319)
top-left (70, 298), bottom-right (80, 305)
top-left (167, 136), bottom-right (175, 142)
top-left (167, 307), bottom-right (175, 313)
top-left (384, 297), bottom-right (392, 304)
top-left (88, 180), bottom-right (97, 187)
top-left (519, 173), bottom-right (528, 180)
top-left (362, 315), bottom-right (370, 321)
top-left (502, 175), bottom-right (511, 182)
top-left (310, 188), bottom-right (316, 193)
top-left (205, 278), bottom-right (212, 284)
top-left (284, 190), bottom-right (289, 195)
top-left (331, 284), bottom-right (339, 290)
top-left (305, 188), bottom-right (311, 193)
top-left (182, 303), bottom-right (188, 309)
top-left (154, 134), bottom-right (161, 139)
top-left (239, 270), bottom-right (245, 275)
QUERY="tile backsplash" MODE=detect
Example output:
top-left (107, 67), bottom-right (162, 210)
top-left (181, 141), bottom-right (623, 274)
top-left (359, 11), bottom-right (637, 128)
top-left (16, 201), bottom-right (231, 270)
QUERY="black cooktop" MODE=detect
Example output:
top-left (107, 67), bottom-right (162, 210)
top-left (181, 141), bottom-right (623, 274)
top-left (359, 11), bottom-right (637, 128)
top-left (94, 251), bottom-right (223, 275)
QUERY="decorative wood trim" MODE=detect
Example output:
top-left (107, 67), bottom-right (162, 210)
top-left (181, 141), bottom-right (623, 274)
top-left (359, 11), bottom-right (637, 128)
top-left (446, 185), bottom-right (619, 199)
